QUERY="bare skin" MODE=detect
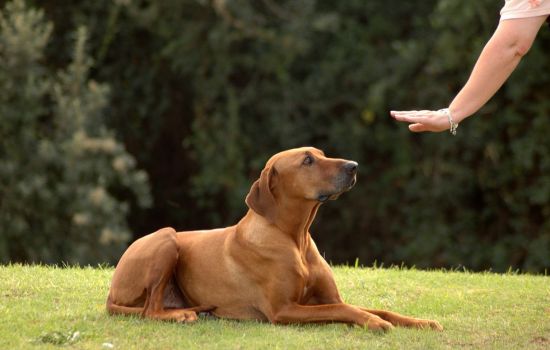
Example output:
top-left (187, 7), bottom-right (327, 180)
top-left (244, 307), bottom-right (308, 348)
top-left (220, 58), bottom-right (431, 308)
top-left (391, 15), bottom-right (548, 133)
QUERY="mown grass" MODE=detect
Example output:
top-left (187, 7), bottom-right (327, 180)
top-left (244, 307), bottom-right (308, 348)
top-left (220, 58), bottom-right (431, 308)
top-left (0, 264), bottom-right (549, 349)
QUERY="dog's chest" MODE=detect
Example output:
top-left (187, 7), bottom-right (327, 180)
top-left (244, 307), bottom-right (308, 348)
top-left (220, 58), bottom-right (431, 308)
top-left (296, 260), bottom-right (316, 302)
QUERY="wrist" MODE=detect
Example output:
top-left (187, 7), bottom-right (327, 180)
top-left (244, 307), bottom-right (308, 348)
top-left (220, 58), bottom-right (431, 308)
top-left (438, 108), bottom-right (459, 135)
top-left (448, 105), bottom-right (469, 124)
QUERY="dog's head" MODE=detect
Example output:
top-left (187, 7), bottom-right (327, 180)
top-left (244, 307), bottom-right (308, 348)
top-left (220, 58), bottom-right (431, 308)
top-left (245, 147), bottom-right (358, 223)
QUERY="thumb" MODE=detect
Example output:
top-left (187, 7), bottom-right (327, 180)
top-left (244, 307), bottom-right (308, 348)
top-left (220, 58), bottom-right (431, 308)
top-left (409, 123), bottom-right (428, 132)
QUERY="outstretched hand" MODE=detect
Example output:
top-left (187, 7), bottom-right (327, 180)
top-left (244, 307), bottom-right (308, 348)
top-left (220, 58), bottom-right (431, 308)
top-left (390, 110), bottom-right (451, 133)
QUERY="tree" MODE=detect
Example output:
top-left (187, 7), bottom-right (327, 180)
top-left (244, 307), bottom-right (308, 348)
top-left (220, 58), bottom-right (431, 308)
top-left (0, 0), bottom-right (151, 264)
top-left (2, 0), bottom-right (548, 272)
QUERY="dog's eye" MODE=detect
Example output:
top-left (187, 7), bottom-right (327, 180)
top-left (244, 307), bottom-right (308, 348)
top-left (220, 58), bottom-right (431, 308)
top-left (303, 155), bottom-right (313, 166)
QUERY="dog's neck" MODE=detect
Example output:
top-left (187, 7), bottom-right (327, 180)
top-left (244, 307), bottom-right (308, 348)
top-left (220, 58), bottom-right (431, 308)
top-left (274, 197), bottom-right (321, 254)
top-left (241, 198), bottom-right (321, 255)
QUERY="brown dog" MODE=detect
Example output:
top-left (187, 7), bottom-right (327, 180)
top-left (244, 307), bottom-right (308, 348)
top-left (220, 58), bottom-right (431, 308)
top-left (107, 147), bottom-right (442, 331)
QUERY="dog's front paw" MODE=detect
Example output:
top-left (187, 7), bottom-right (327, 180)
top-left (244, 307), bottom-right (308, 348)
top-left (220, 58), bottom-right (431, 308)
top-left (364, 316), bottom-right (394, 332)
top-left (416, 319), bottom-right (443, 331)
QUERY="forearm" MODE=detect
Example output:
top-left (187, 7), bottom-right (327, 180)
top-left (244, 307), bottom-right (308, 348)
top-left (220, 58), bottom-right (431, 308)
top-left (449, 35), bottom-right (523, 123)
top-left (390, 16), bottom-right (547, 133)
top-left (449, 16), bottom-right (547, 123)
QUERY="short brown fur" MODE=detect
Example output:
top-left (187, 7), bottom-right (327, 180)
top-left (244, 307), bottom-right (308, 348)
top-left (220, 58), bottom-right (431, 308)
top-left (107, 147), bottom-right (442, 331)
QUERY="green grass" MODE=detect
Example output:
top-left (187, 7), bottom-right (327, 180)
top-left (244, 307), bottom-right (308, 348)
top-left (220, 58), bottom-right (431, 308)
top-left (1, 264), bottom-right (549, 349)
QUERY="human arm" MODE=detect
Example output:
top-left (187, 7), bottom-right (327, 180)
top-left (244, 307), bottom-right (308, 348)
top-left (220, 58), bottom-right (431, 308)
top-left (390, 15), bottom-right (548, 133)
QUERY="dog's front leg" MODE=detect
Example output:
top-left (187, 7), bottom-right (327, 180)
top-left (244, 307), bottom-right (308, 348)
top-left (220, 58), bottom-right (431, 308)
top-left (358, 308), bottom-right (443, 330)
top-left (270, 303), bottom-right (394, 331)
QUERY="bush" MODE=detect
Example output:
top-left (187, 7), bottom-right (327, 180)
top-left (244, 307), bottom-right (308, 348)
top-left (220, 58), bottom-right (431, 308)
top-left (1, 0), bottom-right (548, 272)
top-left (0, 0), bottom-right (151, 264)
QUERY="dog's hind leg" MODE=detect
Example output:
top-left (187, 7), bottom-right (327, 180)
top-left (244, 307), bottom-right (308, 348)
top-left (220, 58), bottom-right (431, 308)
top-left (107, 227), bottom-right (213, 322)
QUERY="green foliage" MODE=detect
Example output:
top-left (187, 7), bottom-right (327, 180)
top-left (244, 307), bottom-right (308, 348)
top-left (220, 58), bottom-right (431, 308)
top-left (33, 330), bottom-right (81, 346)
top-left (0, 0), bottom-right (151, 264)
top-left (381, 0), bottom-right (550, 272)
top-left (1, 0), bottom-right (548, 271)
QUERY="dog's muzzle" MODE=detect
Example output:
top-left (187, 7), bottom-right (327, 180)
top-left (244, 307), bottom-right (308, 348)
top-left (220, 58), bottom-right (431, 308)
top-left (317, 161), bottom-right (358, 202)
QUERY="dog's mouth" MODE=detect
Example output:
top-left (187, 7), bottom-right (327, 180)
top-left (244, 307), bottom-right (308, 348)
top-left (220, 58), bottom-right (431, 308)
top-left (317, 176), bottom-right (356, 202)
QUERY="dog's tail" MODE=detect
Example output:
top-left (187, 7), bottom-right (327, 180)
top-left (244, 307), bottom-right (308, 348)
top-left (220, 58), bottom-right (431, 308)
top-left (106, 292), bottom-right (216, 317)
top-left (106, 293), bottom-right (144, 316)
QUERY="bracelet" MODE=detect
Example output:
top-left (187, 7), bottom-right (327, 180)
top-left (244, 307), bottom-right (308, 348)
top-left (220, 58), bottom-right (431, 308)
top-left (438, 108), bottom-right (458, 136)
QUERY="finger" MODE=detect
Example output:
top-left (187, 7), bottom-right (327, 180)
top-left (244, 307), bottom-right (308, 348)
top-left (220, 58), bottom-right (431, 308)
top-left (392, 110), bottom-right (433, 115)
top-left (414, 110), bottom-right (433, 115)
top-left (392, 110), bottom-right (437, 118)
top-left (391, 110), bottom-right (418, 117)
top-left (391, 110), bottom-right (420, 113)
top-left (393, 115), bottom-right (429, 124)
top-left (409, 123), bottom-right (428, 132)
top-left (391, 112), bottom-right (428, 121)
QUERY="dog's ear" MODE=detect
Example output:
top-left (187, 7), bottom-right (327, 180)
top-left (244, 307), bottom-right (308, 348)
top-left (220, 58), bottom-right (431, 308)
top-left (245, 166), bottom-right (278, 223)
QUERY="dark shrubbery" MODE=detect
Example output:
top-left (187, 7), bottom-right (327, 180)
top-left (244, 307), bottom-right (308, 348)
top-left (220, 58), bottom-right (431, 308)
top-left (1, 0), bottom-right (548, 271)
top-left (0, 1), bottom-right (150, 264)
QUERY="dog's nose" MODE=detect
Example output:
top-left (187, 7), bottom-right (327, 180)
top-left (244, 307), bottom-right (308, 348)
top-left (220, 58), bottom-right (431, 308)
top-left (344, 161), bottom-right (358, 175)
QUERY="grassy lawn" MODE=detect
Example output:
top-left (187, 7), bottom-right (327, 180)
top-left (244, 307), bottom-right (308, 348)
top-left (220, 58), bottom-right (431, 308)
top-left (0, 264), bottom-right (549, 349)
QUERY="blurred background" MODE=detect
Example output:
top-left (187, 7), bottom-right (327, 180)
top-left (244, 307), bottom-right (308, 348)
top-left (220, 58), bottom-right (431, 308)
top-left (1, 0), bottom-right (549, 272)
